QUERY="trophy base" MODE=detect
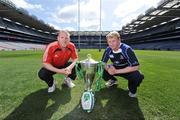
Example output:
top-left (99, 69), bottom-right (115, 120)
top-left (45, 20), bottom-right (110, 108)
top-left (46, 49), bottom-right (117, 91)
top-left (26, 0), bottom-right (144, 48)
top-left (84, 88), bottom-right (93, 92)
top-left (81, 91), bottom-right (94, 113)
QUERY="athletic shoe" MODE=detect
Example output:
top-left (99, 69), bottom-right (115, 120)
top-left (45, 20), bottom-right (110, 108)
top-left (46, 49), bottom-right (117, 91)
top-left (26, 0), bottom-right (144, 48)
top-left (64, 77), bottom-right (75, 88)
top-left (128, 92), bottom-right (136, 98)
top-left (48, 80), bottom-right (56, 93)
top-left (105, 79), bottom-right (118, 87)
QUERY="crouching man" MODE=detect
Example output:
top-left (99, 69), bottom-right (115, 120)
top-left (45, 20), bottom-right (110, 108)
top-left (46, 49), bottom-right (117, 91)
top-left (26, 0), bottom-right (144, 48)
top-left (38, 30), bottom-right (78, 93)
top-left (101, 31), bottom-right (144, 97)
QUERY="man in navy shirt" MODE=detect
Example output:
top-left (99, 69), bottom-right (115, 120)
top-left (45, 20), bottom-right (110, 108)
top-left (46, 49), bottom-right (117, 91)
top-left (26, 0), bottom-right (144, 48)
top-left (101, 31), bottom-right (144, 97)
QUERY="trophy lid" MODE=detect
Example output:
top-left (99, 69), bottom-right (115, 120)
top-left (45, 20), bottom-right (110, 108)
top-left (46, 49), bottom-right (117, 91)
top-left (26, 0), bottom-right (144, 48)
top-left (80, 54), bottom-right (98, 64)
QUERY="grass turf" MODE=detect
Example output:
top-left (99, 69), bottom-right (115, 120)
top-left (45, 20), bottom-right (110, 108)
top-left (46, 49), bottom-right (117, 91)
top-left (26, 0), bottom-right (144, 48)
top-left (0, 50), bottom-right (180, 120)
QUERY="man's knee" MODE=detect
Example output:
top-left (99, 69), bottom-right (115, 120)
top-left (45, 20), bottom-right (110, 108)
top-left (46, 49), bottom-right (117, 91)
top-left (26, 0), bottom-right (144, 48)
top-left (128, 71), bottom-right (144, 85)
top-left (137, 72), bottom-right (144, 86)
top-left (38, 68), bottom-right (46, 80)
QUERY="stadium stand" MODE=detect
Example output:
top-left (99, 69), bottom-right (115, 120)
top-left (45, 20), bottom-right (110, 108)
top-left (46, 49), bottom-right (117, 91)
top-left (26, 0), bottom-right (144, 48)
top-left (0, 0), bottom-right (56, 51)
top-left (70, 31), bottom-right (108, 49)
top-left (121, 0), bottom-right (180, 50)
top-left (0, 40), bottom-right (46, 51)
top-left (0, 0), bottom-right (180, 50)
top-left (0, 0), bottom-right (56, 32)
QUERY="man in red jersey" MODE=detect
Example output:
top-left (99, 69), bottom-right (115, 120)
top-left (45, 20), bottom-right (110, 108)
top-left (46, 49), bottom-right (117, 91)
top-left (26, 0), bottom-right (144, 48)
top-left (38, 30), bottom-right (78, 93)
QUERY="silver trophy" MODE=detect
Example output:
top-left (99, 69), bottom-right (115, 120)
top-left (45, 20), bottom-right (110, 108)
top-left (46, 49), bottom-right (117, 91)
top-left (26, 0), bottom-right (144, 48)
top-left (80, 54), bottom-right (98, 91)
top-left (76, 54), bottom-right (103, 113)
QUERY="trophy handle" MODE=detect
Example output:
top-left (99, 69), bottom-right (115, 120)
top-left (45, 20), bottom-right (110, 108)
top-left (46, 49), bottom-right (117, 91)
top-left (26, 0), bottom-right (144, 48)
top-left (75, 62), bottom-right (83, 79)
top-left (87, 54), bottom-right (91, 60)
top-left (95, 61), bottom-right (105, 91)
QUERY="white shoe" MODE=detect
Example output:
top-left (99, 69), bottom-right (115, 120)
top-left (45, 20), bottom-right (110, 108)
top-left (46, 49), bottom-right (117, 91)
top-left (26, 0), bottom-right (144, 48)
top-left (48, 80), bottom-right (56, 93)
top-left (64, 77), bottom-right (75, 88)
top-left (128, 92), bottom-right (136, 98)
top-left (105, 79), bottom-right (118, 87)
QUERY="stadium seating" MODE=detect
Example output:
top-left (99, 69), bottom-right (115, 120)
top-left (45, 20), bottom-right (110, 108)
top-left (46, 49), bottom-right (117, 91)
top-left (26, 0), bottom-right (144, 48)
top-left (0, 0), bottom-right (180, 51)
top-left (0, 16), bottom-right (56, 51)
top-left (0, 40), bottom-right (46, 51)
top-left (70, 33), bottom-right (107, 49)
top-left (122, 20), bottom-right (180, 50)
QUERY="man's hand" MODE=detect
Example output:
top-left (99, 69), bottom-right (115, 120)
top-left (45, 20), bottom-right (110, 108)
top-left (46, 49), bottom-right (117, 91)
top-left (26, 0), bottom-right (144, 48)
top-left (108, 66), bottom-right (116, 75)
top-left (63, 68), bottom-right (71, 76)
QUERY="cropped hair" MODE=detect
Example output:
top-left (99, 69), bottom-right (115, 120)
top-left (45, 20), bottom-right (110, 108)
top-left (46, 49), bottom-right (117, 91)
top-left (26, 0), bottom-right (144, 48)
top-left (58, 30), bottom-right (70, 38)
top-left (106, 31), bottom-right (120, 40)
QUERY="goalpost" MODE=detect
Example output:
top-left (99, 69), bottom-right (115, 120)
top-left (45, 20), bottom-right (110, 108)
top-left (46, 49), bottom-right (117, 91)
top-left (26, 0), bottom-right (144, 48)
top-left (77, 0), bottom-right (102, 51)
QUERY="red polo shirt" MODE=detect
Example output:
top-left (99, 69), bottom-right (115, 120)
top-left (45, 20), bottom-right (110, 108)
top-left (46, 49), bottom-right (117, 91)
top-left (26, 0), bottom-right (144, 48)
top-left (43, 41), bottom-right (78, 67)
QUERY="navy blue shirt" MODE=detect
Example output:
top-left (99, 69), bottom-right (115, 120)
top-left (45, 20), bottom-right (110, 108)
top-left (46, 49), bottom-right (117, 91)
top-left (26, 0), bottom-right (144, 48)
top-left (101, 43), bottom-right (139, 69)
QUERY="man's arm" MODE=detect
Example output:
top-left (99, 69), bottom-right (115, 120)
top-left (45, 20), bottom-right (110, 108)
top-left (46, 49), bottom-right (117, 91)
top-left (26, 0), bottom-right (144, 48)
top-left (115, 65), bottom-right (139, 74)
top-left (65, 44), bottom-right (78, 74)
top-left (43, 62), bottom-right (69, 75)
top-left (65, 58), bottom-right (78, 72)
top-left (114, 47), bottom-right (139, 74)
top-left (108, 65), bottom-right (139, 75)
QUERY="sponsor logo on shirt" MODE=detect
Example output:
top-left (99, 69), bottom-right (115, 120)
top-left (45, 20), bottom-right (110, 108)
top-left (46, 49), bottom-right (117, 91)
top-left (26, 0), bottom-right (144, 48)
top-left (114, 61), bottom-right (120, 64)
top-left (109, 54), bottom-right (114, 58)
top-left (120, 55), bottom-right (124, 59)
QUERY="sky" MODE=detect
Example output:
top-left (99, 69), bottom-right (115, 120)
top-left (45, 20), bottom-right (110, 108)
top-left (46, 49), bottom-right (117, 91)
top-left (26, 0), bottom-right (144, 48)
top-left (9, 0), bottom-right (161, 31)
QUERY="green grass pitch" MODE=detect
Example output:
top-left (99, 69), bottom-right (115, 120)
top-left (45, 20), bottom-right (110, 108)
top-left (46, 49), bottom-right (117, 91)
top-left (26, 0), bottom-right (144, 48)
top-left (0, 49), bottom-right (180, 120)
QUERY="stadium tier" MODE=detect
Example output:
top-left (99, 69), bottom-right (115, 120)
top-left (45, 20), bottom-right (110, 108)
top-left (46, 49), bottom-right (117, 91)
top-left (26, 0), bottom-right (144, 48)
top-left (0, 0), bottom-right (180, 50)
top-left (120, 0), bottom-right (180, 50)
top-left (0, 40), bottom-right (46, 51)
top-left (0, 0), bottom-right (57, 50)
top-left (70, 31), bottom-right (108, 49)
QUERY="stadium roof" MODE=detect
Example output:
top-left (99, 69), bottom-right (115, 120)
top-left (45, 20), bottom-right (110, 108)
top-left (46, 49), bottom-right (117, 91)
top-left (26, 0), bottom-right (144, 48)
top-left (121, 0), bottom-right (180, 34)
top-left (0, 0), bottom-right (57, 33)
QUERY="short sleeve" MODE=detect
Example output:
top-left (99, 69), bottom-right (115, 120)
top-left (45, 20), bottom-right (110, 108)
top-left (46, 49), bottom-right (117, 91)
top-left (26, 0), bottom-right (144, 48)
top-left (43, 45), bottom-right (52, 63)
top-left (101, 47), bottom-right (110, 63)
top-left (126, 48), bottom-right (139, 66)
top-left (70, 44), bottom-right (78, 60)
